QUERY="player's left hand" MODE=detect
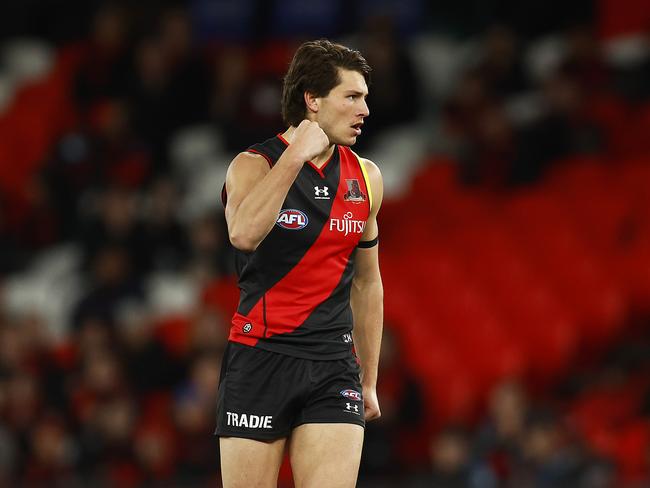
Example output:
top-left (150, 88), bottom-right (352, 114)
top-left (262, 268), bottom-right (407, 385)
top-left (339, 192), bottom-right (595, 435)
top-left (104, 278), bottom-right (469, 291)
top-left (362, 385), bottom-right (381, 421)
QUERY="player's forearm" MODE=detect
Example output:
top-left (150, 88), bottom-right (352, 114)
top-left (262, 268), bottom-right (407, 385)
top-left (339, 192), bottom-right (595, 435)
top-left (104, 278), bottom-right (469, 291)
top-left (351, 276), bottom-right (384, 387)
top-left (229, 149), bottom-right (305, 251)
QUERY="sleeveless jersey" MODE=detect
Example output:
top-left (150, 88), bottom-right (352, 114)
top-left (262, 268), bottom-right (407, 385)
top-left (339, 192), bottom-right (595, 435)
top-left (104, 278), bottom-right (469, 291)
top-left (224, 134), bottom-right (372, 359)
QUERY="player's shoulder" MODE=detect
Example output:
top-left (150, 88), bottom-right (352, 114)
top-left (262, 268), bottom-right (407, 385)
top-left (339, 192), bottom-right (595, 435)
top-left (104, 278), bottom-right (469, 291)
top-left (230, 134), bottom-right (284, 168)
top-left (349, 149), bottom-right (382, 181)
top-left (228, 151), bottom-right (271, 174)
top-left (225, 151), bottom-right (272, 198)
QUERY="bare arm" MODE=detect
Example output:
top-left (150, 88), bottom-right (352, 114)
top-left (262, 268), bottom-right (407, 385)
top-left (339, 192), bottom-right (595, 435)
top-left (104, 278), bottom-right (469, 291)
top-left (225, 121), bottom-right (329, 252)
top-left (350, 158), bottom-right (384, 421)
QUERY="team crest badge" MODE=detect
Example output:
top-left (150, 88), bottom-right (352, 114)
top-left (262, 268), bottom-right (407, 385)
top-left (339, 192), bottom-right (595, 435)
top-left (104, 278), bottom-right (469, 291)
top-left (343, 179), bottom-right (367, 203)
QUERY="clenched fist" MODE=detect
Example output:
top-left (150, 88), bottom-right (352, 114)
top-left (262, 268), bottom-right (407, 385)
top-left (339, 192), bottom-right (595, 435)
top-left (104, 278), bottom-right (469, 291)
top-left (287, 120), bottom-right (330, 163)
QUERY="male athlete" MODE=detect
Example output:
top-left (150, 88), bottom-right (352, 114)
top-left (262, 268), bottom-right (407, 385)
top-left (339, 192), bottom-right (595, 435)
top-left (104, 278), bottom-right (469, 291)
top-left (217, 39), bottom-right (384, 488)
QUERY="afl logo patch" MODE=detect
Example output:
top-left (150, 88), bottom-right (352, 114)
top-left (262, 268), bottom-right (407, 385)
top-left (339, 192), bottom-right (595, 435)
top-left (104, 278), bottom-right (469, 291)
top-left (243, 323), bottom-right (252, 333)
top-left (340, 389), bottom-right (362, 401)
top-left (276, 209), bottom-right (308, 230)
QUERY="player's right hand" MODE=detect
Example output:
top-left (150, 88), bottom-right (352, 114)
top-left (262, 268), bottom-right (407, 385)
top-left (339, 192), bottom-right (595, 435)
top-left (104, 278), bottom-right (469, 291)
top-left (289, 120), bottom-right (330, 162)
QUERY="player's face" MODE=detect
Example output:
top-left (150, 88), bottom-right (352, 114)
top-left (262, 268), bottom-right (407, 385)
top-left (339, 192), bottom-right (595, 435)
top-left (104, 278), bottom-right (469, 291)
top-left (316, 68), bottom-right (369, 146)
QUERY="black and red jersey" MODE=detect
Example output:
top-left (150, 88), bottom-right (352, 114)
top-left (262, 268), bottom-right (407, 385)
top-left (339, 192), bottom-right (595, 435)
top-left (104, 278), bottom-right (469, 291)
top-left (224, 134), bottom-right (372, 359)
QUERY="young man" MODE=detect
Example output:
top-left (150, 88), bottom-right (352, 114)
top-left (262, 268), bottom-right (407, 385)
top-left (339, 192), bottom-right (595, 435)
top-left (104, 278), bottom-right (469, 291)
top-left (218, 39), bottom-right (384, 488)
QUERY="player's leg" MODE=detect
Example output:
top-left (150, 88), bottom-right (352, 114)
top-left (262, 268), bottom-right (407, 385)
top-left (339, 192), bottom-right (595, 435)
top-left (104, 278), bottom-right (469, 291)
top-left (216, 343), bottom-right (309, 486)
top-left (220, 436), bottom-right (286, 488)
top-left (288, 353), bottom-right (366, 487)
top-left (289, 423), bottom-right (364, 488)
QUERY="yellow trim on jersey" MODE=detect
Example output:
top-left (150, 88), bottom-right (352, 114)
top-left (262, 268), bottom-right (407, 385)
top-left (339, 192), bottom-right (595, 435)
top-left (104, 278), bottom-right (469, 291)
top-left (351, 150), bottom-right (373, 211)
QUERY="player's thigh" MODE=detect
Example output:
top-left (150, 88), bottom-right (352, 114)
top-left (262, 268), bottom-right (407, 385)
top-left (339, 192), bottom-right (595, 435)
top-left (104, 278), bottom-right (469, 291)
top-left (220, 436), bottom-right (286, 488)
top-left (289, 423), bottom-right (364, 488)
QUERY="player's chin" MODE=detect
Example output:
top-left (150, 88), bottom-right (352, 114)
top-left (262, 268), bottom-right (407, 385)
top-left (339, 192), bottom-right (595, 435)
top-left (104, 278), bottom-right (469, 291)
top-left (332, 135), bottom-right (358, 147)
top-left (344, 134), bottom-right (359, 146)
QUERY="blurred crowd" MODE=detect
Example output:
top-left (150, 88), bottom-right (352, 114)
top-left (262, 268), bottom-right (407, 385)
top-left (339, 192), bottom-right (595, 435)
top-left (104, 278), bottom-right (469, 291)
top-left (440, 24), bottom-right (650, 188)
top-left (1, 0), bottom-right (650, 486)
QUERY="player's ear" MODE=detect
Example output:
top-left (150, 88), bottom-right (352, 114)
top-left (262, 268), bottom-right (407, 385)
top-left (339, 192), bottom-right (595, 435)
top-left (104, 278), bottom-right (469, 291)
top-left (304, 91), bottom-right (319, 114)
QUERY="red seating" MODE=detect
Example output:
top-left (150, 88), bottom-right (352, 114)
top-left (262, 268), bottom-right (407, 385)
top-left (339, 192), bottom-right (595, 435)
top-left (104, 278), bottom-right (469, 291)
top-left (202, 276), bottom-right (240, 322)
top-left (382, 152), bottom-right (647, 465)
top-left (615, 420), bottom-right (650, 483)
top-left (565, 369), bottom-right (650, 483)
top-left (154, 316), bottom-right (191, 358)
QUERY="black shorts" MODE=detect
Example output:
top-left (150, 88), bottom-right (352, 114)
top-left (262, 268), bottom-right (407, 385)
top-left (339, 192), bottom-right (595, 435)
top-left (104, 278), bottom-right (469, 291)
top-left (215, 342), bottom-right (365, 440)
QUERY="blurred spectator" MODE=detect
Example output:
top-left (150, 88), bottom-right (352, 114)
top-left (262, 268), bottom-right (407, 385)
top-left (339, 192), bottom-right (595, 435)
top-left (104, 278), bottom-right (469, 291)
top-left (87, 99), bottom-right (152, 187)
top-left (508, 410), bottom-right (598, 487)
top-left (23, 414), bottom-right (77, 485)
top-left (0, 322), bottom-right (30, 375)
top-left (45, 98), bottom-right (152, 238)
top-left (73, 316), bottom-right (115, 363)
top-left (3, 372), bottom-right (42, 436)
top-left (128, 35), bottom-right (172, 166)
top-left (187, 211), bottom-right (229, 282)
top-left (610, 28), bottom-right (650, 102)
top-left (474, 380), bottom-right (528, 481)
top-left (171, 352), bottom-right (222, 482)
top-left (6, 176), bottom-right (62, 254)
top-left (410, 425), bottom-right (497, 488)
top-left (74, 4), bottom-right (132, 112)
top-left (210, 44), bottom-right (285, 152)
top-left (511, 70), bottom-right (604, 185)
top-left (441, 70), bottom-right (490, 160)
top-left (72, 350), bottom-right (128, 416)
top-left (187, 352), bottom-right (221, 404)
top-left (0, 201), bottom-right (25, 274)
top-left (128, 7), bottom-right (211, 170)
top-left (360, 327), bottom-right (425, 480)
top-left (72, 243), bottom-right (144, 332)
top-left (0, 425), bottom-right (16, 485)
top-left (210, 45), bottom-right (250, 150)
top-left (79, 185), bottom-right (149, 272)
top-left (0, 313), bottom-right (56, 379)
top-left (189, 307), bottom-right (228, 355)
top-left (460, 101), bottom-right (517, 187)
top-left (474, 24), bottom-right (529, 99)
top-left (356, 15), bottom-right (421, 147)
top-left (141, 176), bottom-right (190, 273)
top-left (117, 303), bottom-right (185, 393)
top-left (158, 7), bottom-right (211, 131)
top-left (79, 394), bottom-right (140, 485)
top-left (133, 422), bottom-right (177, 483)
top-left (560, 26), bottom-right (609, 96)
top-left (443, 67), bottom-right (518, 187)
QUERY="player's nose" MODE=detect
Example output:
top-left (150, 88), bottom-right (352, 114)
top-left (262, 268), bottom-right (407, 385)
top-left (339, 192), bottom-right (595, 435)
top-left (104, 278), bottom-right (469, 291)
top-left (358, 98), bottom-right (369, 117)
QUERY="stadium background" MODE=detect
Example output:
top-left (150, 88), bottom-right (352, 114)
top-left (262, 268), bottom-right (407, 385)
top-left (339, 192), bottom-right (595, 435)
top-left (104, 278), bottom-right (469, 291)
top-left (1, 0), bottom-right (650, 486)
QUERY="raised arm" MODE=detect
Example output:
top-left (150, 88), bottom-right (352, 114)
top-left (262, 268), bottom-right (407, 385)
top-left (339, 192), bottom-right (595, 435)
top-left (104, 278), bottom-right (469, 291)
top-left (350, 158), bottom-right (384, 421)
top-left (225, 120), bottom-right (329, 252)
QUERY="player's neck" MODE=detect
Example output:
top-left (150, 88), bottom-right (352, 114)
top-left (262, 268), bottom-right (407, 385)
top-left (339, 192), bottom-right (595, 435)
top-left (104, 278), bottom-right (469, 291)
top-left (282, 126), bottom-right (335, 168)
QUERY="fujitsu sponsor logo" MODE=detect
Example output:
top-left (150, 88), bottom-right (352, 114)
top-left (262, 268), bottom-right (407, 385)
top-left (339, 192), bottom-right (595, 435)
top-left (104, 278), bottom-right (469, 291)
top-left (329, 212), bottom-right (365, 236)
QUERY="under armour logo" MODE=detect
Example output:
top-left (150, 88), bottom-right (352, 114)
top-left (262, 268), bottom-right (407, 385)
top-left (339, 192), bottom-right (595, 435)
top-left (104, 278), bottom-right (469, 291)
top-left (314, 186), bottom-right (330, 199)
top-left (346, 403), bottom-right (359, 413)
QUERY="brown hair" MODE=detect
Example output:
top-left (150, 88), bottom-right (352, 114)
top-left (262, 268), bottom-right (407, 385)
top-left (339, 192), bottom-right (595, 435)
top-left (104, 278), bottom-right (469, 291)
top-left (281, 39), bottom-right (371, 127)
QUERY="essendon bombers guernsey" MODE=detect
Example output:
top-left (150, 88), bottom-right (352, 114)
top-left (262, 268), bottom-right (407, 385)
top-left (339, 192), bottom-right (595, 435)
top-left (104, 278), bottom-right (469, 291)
top-left (224, 134), bottom-right (373, 360)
